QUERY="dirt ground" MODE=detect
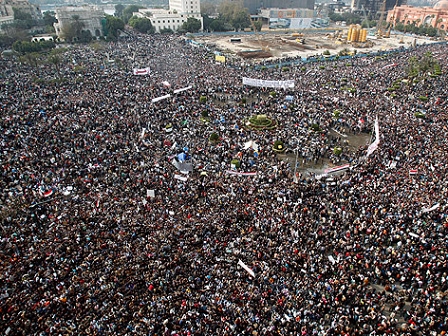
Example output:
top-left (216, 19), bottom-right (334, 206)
top-left (198, 30), bottom-right (440, 61)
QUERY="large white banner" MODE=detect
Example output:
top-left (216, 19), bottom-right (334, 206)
top-left (151, 94), bottom-right (171, 103)
top-left (366, 116), bottom-right (380, 157)
top-left (242, 77), bottom-right (295, 89)
top-left (133, 67), bottom-right (151, 75)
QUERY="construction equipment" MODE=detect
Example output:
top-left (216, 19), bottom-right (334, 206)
top-left (361, 5), bottom-right (375, 37)
top-left (376, 0), bottom-right (387, 37)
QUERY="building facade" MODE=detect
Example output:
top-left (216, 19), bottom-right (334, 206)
top-left (135, 0), bottom-right (202, 33)
top-left (351, 0), bottom-right (407, 17)
top-left (386, 0), bottom-right (448, 30)
top-left (0, 0), bottom-right (41, 19)
top-left (244, 0), bottom-right (315, 15)
top-left (54, 6), bottom-right (105, 40)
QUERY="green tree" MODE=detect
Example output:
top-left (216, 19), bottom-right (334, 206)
top-left (122, 5), bottom-right (144, 24)
top-left (13, 7), bottom-right (32, 21)
top-left (159, 27), bottom-right (174, 34)
top-left (218, 0), bottom-right (251, 31)
top-left (182, 17), bottom-right (202, 33)
top-left (128, 16), bottom-right (155, 34)
top-left (200, 2), bottom-right (216, 16)
top-left (209, 18), bottom-right (229, 32)
top-left (48, 53), bottom-right (61, 76)
top-left (115, 4), bottom-right (125, 17)
top-left (105, 15), bottom-right (125, 40)
top-left (253, 20), bottom-right (262, 32)
top-left (72, 15), bottom-right (84, 38)
top-left (1, 24), bottom-right (29, 43)
top-left (0, 35), bottom-right (15, 48)
top-left (43, 11), bottom-right (57, 26)
top-left (231, 10), bottom-right (251, 31)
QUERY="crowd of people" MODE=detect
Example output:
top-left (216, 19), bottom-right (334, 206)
top-left (0, 32), bottom-right (447, 335)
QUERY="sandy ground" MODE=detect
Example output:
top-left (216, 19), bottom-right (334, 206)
top-left (198, 29), bottom-right (441, 61)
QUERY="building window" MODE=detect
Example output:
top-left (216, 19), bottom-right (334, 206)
top-left (168, 20), bottom-right (170, 23)
top-left (163, 20), bottom-right (165, 23)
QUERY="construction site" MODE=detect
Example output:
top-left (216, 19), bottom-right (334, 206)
top-left (199, 29), bottom-right (438, 61)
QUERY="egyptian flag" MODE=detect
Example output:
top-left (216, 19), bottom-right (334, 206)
top-left (42, 189), bottom-right (54, 197)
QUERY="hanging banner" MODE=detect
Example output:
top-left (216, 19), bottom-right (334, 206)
top-left (323, 164), bottom-right (350, 175)
top-left (238, 259), bottom-right (255, 277)
top-left (366, 116), bottom-right (380, 157)
top-left (173, 86), bottom-right (192, 94)
top-left (226, 170), bottom-right (257, 176)
top-left (215, 55), bottom-right (226, 63)
top-left (133, 67), bottom-right (151, 75)
top-left (242, 77), bottom-right (295, 89)
top-left (151, 94), bottom-right (171, 103)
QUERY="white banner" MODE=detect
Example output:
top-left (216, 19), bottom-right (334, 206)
top-left (173, 86), bottom-right (192, 94)
top-left (242, 77), bottom-right (295, 89)
top-left (226, 170), bottom-right (257, 176)
top-left (421, 203), bottom-right (440, 214)
top-left (238, 259), bottom-right (255, 277)
top-left (151, 94), bottom-right (171, 103)
top-left (133, 67), bottom-right (151, 75)
top-left (366, 116), bottom-right (380, 157)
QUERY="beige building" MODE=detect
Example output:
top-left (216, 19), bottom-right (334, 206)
top-left (53, 5), bottom-right (105, 40)
top-left (0, 0), bottom-right (41, 19)
top-left (134, 0), bottom-right (202, 33)
top-left (387, 0), bottom-right (448, 31)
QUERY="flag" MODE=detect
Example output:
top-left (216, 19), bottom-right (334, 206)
top-left (133, 67), bottom-right (151, 75)
top-left (409, 169), bottom-right (418, 175)
top-left (42, 189), bottom-right (54, 197)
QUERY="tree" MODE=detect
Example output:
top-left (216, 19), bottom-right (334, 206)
top-left (209, 19), bottom-right (229, 32)
top-left (217, 0), bottom-right (251, 31)
top-left (115, 4), bottom-right (125, 17)
top-left (43, 11), bottom-right (57, 26)
top-left (200, 2), bottom-right (216, 16)
top-left (253, 20), bottom-right (262, 32)
top-left (182, 17), bottom-right (202, 33)
top-left (0, 35), bottom-right (15, 48)
top-left (231, 10), bottom-right (251, 31)
top-left (13, 7), bottom-right (32, 21)
top-left (128, 16), bottom-right (155, 34)
top-left (71, 15), bottom-right (84, 39)
top-left (79, 30), bottom-right (93, 43)
top-left (48, 53), bottom-right (61, 77)
top-left (0, 24), bottom-right (28, 43)
top-left (105, 15), bottom-right (125, 40)
top-left (159, 27), bottom-right (174, 34)
top-left (121, 5), bottom-right (144, 24)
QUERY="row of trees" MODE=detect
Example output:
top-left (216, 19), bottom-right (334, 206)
top-left (394, 22), bottom-right (440, 37)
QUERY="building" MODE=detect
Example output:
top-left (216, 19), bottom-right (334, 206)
top-left (386, 0), bottom-right (448, 30)
top-left (244, 0), bottom-right (315, 15)
top-left (53, 6), bottom-right (105, 40)
top-left (0, 15), bottom-right (13, 32)
top-left (351, 0), bottom-right (407, 17)
top-left (134, 0), bottom-right (202, 33)
top-left (258, 8), bottom-right (317, 29)
top-left (0, 0), bottom-right (41, 19)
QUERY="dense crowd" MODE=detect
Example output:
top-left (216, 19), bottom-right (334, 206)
top-left (0, 33), bottom-right (447, 335)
